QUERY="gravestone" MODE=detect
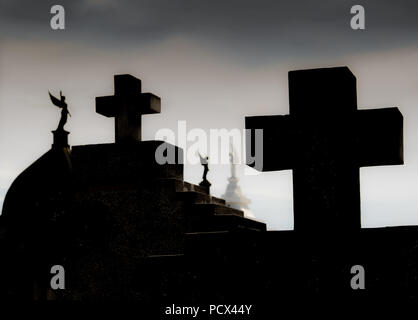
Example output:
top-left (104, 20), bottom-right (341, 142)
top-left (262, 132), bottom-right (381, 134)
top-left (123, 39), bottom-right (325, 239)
top-left (96, 74), bottom-right (161, 143)
top-left (246, 67), bottom-right (403, 232)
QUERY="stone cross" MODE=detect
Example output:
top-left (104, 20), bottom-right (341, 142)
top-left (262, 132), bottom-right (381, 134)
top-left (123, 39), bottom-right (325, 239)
top-left (246, 67), bottom-right (403, 232)
top-left (96, 74), bottom-right (161, 143)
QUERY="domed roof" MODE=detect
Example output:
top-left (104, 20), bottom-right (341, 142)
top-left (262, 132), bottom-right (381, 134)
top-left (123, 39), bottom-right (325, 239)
top-left (1, 147), bottom-right (72, 222)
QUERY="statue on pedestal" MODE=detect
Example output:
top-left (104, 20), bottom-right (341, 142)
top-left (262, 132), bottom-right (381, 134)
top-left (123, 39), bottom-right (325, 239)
top-left (49, 91), bottom-right (71, 131)
top-left (198, 153), bottom-right (211, 189)
top-left (49, 91), bottom-right (71, 148)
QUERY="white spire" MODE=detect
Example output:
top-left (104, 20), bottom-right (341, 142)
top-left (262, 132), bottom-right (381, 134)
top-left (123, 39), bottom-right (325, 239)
top-left (222, 146), bottom-right (254, 218)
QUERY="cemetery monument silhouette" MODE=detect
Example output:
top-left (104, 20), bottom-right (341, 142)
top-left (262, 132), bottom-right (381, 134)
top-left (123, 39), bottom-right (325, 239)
top-left (0, 67), bottom-right (416, 312)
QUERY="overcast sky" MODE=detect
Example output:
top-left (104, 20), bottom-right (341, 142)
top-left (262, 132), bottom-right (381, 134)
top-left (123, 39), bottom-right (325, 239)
top-left (1, 0), bottom-right (418, 230)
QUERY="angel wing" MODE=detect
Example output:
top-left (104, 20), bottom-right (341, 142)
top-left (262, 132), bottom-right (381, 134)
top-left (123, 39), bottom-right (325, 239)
top-left (197, 152), bottom-right (208, 165)
top-left (49, 91), bottom-right (66, 109)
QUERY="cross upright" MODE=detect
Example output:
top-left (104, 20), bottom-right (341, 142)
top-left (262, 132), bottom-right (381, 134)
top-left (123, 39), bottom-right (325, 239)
top-left (246, 67), bottom-right (404, 233)
top-left (96, 74), bottom-right (161, 143)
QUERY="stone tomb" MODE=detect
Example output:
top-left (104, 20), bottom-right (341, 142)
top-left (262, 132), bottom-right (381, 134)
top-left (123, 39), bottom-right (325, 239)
top-left (0, 74), bottom-right (264, 300)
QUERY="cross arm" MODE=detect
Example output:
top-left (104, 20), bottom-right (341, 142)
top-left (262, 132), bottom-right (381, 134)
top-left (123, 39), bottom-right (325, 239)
top-left (96, 93), bottom-right (161, 118)
top-left (356, 107), bottom-right (404, 167)
top-left (245, 115), bottom-right (294, 171)
top-left (141, 93), bottom-right (161, 114)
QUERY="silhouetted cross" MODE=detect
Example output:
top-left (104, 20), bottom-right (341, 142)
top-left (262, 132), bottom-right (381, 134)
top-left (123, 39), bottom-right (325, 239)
top-left (96, 74), bottom-right (161, 143)
top-left (246, 67), bottom-right (403, 232)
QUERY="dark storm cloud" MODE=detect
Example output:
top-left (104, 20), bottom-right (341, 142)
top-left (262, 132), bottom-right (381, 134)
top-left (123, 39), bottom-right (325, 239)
top-left (1, 0), bottom-right (418, 59)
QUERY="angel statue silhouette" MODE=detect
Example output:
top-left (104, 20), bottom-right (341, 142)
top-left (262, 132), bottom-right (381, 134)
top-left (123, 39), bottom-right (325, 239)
top-left (49, 91), bottom-right (71, 131)
top-left (197, 152), bottom-right (211, 188)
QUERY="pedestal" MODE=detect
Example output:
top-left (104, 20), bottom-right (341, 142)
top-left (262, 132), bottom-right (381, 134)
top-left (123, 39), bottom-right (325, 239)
top-left (52, 130), bottom-right (70, 148)
top-left (199, 179), bottom-right (211, 194)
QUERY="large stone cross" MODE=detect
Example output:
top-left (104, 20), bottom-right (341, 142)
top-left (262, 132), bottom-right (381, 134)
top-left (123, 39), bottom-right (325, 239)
top-left (246, 67), bottom-right (403, 232)
top-left (96, 74), bottom-right (161, 143)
